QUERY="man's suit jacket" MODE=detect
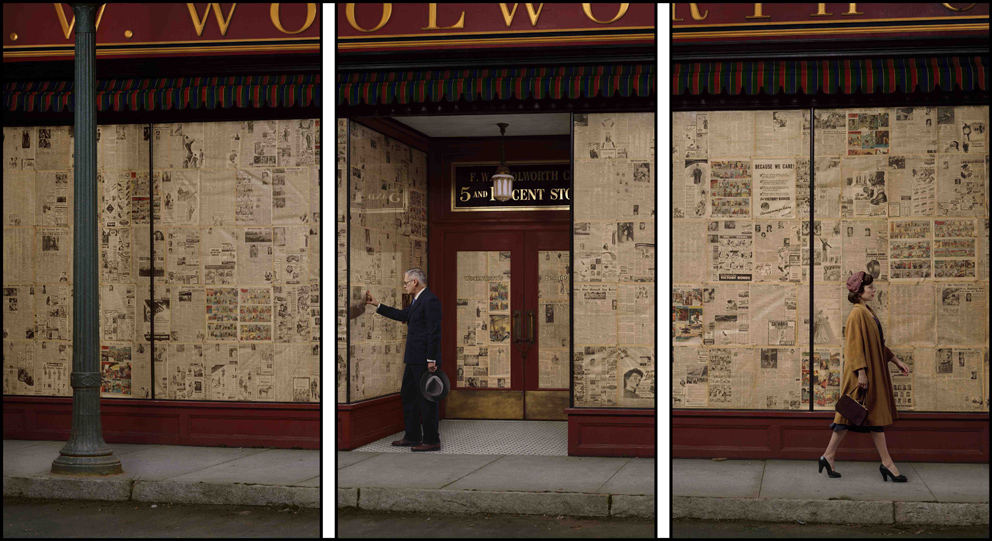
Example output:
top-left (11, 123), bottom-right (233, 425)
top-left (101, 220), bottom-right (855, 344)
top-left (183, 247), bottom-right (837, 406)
top-left (376, 289), bottom-right (442, 367)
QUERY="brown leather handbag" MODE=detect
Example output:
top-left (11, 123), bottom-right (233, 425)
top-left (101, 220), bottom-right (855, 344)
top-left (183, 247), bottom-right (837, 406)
top-left (835, 387), bottom-right (868, 426)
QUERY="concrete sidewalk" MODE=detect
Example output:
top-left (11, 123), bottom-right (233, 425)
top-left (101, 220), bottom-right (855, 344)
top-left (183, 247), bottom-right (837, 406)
top-left (335, 451), bottom-right (655, 519)
top-left (3, 440), bottom-right (319, 508)
top-left (674, 459), bottom-right (989, 526)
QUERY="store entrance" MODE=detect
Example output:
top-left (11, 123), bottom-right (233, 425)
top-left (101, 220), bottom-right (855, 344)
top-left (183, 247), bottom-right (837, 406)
top-left (442, 228), bottom-right (570, 420)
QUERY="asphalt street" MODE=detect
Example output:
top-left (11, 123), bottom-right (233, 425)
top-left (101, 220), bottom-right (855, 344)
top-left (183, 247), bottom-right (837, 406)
top-left (336, 508), bottom-right (657, 538)
top-left (2, 498), bottom-right (319, 538)
top-left (673, 519), bottom-right (991, 538)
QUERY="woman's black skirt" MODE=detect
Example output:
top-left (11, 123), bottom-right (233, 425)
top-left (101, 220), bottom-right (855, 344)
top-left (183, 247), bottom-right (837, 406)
top-left (830, 422), bottom-right (884, 433)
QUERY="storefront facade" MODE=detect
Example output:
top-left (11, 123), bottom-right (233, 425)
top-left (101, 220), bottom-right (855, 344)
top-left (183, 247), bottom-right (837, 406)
top-left (3, 3), bottom-right (321, 449)
top-left (336, 3), bottom-right (657, 457)
top-left (671, 3), bottom-right (989, 462)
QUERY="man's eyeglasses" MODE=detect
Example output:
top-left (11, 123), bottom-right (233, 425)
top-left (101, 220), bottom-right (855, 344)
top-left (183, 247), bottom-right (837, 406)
top-left (403, 279), bottom-right (415, 286)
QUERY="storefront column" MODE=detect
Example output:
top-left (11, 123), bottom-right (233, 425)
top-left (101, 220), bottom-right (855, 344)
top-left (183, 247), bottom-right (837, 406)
top-left (51, 3), bottom-right (122, 476)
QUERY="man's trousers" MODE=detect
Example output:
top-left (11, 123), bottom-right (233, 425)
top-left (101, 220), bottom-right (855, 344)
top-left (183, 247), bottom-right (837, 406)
top-left (401, 363), bottom-right (440, 444)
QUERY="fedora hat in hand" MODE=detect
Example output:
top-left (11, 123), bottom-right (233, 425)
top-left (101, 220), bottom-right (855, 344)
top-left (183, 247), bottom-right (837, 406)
top-left (419, 369), bottom-right (450, 402)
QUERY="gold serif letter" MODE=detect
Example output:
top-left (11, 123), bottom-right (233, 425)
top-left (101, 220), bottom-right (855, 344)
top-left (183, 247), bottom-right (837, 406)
top-left (671, 4), bottom-right (709, 22)
top-left (186, 3), bottom-right (237, 37)
top-left (813, 4), bottom-right (865, 16)
top-left (745, 3), bottom-right (770, 19)
top-left (423, 3), bottom-right (466, 30)
top-left (582, 3), bottom-right (629, 24)
top-left (941, 3), bottom-right (977, 11)
top-left (54, 3), bottom-right (107, 40)
top-left (498, 4), bottom-right (545, 27)
top-left (271, 3), bottom-right (316, 34)
top-left (345, 3), bottom-right (392, 33)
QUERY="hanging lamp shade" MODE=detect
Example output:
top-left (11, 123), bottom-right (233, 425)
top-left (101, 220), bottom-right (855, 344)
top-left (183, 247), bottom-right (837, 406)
top-left (492, 123), bottom-right (514, 202)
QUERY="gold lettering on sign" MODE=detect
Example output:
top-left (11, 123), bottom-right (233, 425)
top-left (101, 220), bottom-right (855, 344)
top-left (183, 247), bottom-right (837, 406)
top-left (346, 3), bottom-right (392, 33)
top-left (422, 3), bottom-right (466, 30)
top-left (54, 3), bottom-right (107, 40)
top-left (498, 3), bottom-right (545, 27)
top-left (942, 3), bottom-right (977, 11)
top-left (270, 3), bottom-right (316, 34)
top-left (812, 4), bottom-right (865, 16)
top-left (582, 3), bottom-right (629, 24)
top-left (186, 3), bottom-right (237, 37)
top-left (671, 4), bottom-right (709, 22)
top-left (745, 3), bottom-right (770, 19)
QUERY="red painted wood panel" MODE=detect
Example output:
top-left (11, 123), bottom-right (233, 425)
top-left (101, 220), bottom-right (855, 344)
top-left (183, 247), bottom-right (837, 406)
top-left (337, 394), bottom-right (405, 450)
top-left (3, 397), bottom-right (319, 449)
top-left (674, 411), bottom-right (989, 463)
top-left (567, 408), bottom-right (656, 458)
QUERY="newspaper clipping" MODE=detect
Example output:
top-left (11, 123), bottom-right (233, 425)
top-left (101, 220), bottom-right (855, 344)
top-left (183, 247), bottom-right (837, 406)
top-left (889, 219), bottom-right (933, 280)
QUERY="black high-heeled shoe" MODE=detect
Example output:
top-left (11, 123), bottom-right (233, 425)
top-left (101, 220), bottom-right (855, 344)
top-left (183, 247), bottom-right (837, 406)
top-left (879, 464), bottom-right (907, 482)
top-left (818, 456), bottom-right (841, 478)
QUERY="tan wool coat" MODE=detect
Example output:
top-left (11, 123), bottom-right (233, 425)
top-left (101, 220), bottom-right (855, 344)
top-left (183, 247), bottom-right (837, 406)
top-left (833, 303), bottom-right (898, 427)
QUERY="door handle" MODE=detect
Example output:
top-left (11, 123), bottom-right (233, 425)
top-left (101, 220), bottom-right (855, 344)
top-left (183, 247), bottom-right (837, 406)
top-left (513, 310), bottom-right (522, 342)
top-left (526, 310), bottom-right (535, 343)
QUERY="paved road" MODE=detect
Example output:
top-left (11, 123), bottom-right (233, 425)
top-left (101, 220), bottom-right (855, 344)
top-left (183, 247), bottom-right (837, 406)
top-left (336, 508), bottom-right (657, 538)
top-left (3, 498), bottom-right (319, 538)
top-left (673, 519), bottom-right (990, 538)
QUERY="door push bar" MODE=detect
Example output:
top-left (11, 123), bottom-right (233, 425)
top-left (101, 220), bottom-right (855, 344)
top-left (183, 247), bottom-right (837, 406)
top-left (513, 310), bottom-right (534, 344)
top-left (513, 309), bottom-right (535, 364)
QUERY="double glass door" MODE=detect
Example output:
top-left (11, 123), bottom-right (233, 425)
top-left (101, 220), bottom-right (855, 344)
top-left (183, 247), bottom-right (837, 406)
top-left (442, 229), bottom-right (570, 420)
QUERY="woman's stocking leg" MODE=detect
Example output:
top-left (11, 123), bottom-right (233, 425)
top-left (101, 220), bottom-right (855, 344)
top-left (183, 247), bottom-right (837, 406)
top-left (870, 432), bottom-right (900, 476)
top-left (823, 430), bottom-right (847, 469)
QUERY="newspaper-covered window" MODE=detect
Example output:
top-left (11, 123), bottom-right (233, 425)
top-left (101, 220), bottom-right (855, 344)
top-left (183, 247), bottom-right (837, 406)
top-left (673, 106), bottom-right (989, 413)
top-left (538, 251), bottom-right (570, 390)
top-left (455, 251), bottom-right (512, 390)
top-left (3, 120), bottom-right (320, 403)
top-left (345, 121), bottom-right (429, 402)
top-left (574, 113), bottom-right (655, 409)
top-left (673, 109), bottom-right (812, 410)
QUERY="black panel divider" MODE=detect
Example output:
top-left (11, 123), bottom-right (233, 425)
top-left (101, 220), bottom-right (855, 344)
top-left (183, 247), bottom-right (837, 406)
top-left (149, 124), bottom-right (155, 400)
top-left (809, 108), bottom-right (816, 413)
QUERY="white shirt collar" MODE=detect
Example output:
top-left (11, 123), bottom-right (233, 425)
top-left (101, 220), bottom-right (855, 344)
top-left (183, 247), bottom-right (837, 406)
top-left (414, 288), bottom-right (425, 301)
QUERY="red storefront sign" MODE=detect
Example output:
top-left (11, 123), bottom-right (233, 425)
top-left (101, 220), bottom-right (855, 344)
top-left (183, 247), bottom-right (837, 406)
top-left (3, 3), bottom-right (319, 62)
top-left (672, 2), bottom-right (988, 42)
top-left (337, 3), bottom-right (655, 52)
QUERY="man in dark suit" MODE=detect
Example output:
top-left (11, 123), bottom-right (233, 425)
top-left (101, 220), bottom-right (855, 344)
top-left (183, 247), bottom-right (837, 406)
top-left (365, 268), bottom-right (443, 452)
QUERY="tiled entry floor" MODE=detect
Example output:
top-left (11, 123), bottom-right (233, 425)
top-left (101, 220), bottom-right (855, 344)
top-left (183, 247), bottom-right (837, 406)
top-left (352, 419), bottom-right (568, 456)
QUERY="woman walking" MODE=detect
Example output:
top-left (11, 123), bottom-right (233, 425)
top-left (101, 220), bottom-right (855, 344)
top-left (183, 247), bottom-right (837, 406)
top-left (818, 271), bottom-right (911, 481)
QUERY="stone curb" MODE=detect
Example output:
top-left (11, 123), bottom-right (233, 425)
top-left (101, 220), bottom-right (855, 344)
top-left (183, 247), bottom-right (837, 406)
top-left (675, 496), bottom-right (893, 525)
top-left (337, 487), bottom-right (359, 508)
top-left (133, 481), bottom-right (319, 509)
top-left (674, 496), bottom-right (990, 526)
top-left (2, 475), bottom-right (318, 509)
top-left (612, 494), bottom-right (656, 518)
top-left (895, 502), bottom-right (989, 526)
top-left (360, 487), bottom-right (610, 517)
top-left (3, 475), bottom-right (133, 502)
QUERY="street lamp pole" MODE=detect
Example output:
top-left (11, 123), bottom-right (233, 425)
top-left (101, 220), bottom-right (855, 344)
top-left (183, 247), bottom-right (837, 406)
top-left (51, 3), bottom-right (123, 476)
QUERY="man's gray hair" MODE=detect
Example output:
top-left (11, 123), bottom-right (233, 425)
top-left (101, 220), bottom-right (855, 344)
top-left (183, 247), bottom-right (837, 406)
top-left (405, 268), bottom-right (428, 286)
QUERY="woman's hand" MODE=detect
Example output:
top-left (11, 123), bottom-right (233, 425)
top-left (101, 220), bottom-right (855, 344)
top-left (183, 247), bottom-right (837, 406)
top-left (857, 370), bottom-right (868, 389)
top-left (894, 358), bottom-right (909, 376)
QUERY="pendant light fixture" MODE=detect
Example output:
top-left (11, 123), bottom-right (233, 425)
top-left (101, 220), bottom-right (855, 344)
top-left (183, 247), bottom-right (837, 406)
top-left (491, 122), bottom-right (514, 202)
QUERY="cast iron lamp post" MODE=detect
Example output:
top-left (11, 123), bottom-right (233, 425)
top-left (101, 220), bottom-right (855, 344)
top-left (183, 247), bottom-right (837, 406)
top-left (51, 3), bottom-right (123, 476)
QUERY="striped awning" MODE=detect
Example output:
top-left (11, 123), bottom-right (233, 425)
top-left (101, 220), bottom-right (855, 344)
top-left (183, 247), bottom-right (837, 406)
top-left (337, 65), bottom-right (655, 105)
top-left (4, 74), bottom-right (320, 113)
top-left (673, 56), bottom-right (987, 96)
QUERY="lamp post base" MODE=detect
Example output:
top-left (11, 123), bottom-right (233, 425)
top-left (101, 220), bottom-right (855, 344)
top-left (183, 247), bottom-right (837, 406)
top-left (51, 453), bottom-right (123, 476)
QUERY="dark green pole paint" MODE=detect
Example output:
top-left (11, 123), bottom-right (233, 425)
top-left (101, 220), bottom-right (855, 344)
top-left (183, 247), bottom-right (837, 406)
top-left (51, 3), bottom-right (123, 476)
